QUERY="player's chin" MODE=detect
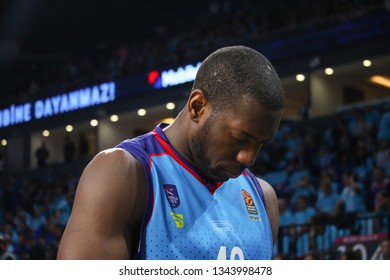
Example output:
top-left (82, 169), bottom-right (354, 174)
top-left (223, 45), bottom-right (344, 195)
top-left (213, 169), bottom-right (242, 182)
top-left (205, 170), bottom-right (229, 183)
top-left (224, 168), bottom-right (244, 179)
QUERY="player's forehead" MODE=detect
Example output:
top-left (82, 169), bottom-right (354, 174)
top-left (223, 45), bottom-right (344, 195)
top-left (214, 102), bottom-right (282, 140)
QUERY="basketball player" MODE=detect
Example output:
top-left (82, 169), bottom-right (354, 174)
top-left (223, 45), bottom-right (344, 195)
top-left (57, 45), bottom-right (285, 260)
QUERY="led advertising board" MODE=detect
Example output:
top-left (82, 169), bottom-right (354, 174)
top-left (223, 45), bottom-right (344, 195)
top-left (0, 81), bottom-right (115, 129)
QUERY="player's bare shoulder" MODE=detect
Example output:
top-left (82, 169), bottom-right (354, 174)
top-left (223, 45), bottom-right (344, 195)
top-left (77, 147), bottom-right (148, 216)
top-left (256, 178), bottom-right (277, 201)
top-left (57, 147), bottom-right (147, 259)
top-left (89, 147), bottom-right (142, 174)
top-left (256, 177), bottom-right (279, 244)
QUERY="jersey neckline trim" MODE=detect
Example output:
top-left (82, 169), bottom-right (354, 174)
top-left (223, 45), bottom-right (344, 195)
top-left (152, 123), bottom-right (224, 194)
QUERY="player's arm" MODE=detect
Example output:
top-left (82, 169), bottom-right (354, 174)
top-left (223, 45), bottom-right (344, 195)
top-left (257, 178), bottom-right (279, 244)
top-left (57, 148), bottom-right (147, 259)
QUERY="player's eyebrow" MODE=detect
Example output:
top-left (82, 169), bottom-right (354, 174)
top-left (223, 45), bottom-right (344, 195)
top-left (238, 130), bottom-right (271, 143)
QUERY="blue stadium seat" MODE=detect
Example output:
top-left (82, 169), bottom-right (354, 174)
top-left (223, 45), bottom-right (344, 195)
top-left (262, 171), bottom-right (288, 186)
top-left (288, 169), bottom-right (309, 185)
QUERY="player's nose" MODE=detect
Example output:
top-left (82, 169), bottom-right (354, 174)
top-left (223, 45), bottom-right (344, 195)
top-left (235, 148), bottom-right (257, 167)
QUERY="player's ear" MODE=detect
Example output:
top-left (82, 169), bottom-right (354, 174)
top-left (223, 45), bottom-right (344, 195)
top-left (187, 89), bottom-right (209, 123)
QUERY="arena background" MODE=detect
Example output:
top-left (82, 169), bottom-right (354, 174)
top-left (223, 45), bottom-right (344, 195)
top-left (0, 0), bottom-right (389, 260)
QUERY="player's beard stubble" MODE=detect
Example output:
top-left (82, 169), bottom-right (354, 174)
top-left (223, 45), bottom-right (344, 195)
top-left (191, 114), bottom-right (229, 183)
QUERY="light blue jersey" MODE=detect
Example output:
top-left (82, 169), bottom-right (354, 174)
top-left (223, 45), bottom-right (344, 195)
top-left (117, 123), bottom-right (273, 260)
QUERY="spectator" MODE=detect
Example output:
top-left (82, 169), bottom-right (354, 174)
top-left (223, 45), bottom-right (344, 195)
top-left (311, 177), bottom-right (340, 253)
top-left (374, 191), bottom-right (390, 233)
top-left (373, 238), bottom-right (390, 260)
top-left (304, 250), bottom-right (319, 260)
top-left (370, 166), bottom-right (390, 209)
top-left (375, 140), bottom-right (390, 170)
top-left (289, 174), bottom-right (316, 207)
top-left (0, 235), bottom-right (17, 260)
top-left (0, 150), bottom-right (4, 174)
top-left (349, 109), bottom-right (371, 143)
top-left (341, 249), bottom-right (362, 260)
top-left (35, 142), bottom-right (50, 168)
top-left (290, 195), bottom-right (316, 258)
top-left (26, 207), bottom-right (46, 234)
top-left (63, 135), bottom-right (76, 163)
top-left (12, 233), bottom-right (31, 259)
top-left (273, 252), bottom-right (289, 260)
top-left (29, 238), bottom-right (47, 260)
top-left (78, 132), bottom-right (90, 159)
top-left (353, 142), bottom-right (374, 184)
top-left (364, 105), bottom-right (380, 133)
top-left (338, 172), bottom-right (367, 214)
top-left (277, 197), bottom-right (294, 256)
top-left (286, 144), bottom-right (311, 173)
top-left (377, 103), bottom-right (390, 142)
top-left (333, 153), bottom-right (354, 186)
top-left (336, 172), bottom-right (367, 234)
top-left (315, 177), bottom-right (340, 216)
top-left (0, 236), bottom-right (6, 258)
top-left (317, 146), bottom-right (335, 170)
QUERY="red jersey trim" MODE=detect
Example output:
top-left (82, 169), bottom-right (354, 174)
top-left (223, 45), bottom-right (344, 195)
top-left (152, 130), bottom-right (224, 193)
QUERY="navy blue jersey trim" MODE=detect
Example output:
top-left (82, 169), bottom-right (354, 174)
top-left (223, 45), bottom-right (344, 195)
top-left (246, 171), bottom-right (266, 210)
top-left (115, 141), bottom-right (154, 259)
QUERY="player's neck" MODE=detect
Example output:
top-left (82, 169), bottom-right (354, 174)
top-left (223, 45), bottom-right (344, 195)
top-left (163, 115), bottom-right (195, 166)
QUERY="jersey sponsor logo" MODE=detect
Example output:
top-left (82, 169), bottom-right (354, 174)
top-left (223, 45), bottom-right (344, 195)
top-left (212, 221), bottom-right (233, 232)
top-left (170, 212), bottom-right (184, 228)
top-left (148, 62), bottom-right (201, 89)
top-left (164, 184), bottom-right (180, 208)
top-left (242, 189), bottom-right (260, 221)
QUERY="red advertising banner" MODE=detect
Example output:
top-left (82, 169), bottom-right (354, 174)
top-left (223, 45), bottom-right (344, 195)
top-left (334, 233), bottom-right (388, 260)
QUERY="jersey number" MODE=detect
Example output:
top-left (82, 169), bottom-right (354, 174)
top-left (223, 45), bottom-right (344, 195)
top-left (217, 246), bottom-right (245, 260)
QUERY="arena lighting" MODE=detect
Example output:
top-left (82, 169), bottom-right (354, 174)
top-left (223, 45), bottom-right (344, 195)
top-left (90, 119), bottom-right (99, 127)
top-left (160, 117), bottom-right (175, 124)
top-left (166, 102), bottom-right (175, 110)
top-left (1, 139), bottom-right (7, 146)
top-left (110, 114), bottom-right (119, 122)
top-left (324, 68), bottom-right (334, 75)
top-left (369, 75), bottom-right (390, 89)
top-left (137, 109), bottom-right (147, 116)
top-left (42, 130), bottom-right (50, 137)
top-left (363, 59), bottom-right (372, 67)
top-left (65, 125), bottom-right (73, 132)
top-left (296, 74), bottom-right (305, 82)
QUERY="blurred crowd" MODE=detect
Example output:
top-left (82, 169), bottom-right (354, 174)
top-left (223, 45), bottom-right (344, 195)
top-left (0, 165), bottom-right (82, 259)
top-left (256, 102), bottom-right (390, 259)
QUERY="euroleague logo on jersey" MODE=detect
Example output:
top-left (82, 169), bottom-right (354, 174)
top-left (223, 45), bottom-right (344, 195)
top-left (242, 189), bottom-right (259, 220)
top-left (164, 184), bottom-right (180, 208)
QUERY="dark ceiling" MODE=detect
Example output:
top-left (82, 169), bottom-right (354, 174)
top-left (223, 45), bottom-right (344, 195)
top-left (0, 0), bottom-right (209, 55)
